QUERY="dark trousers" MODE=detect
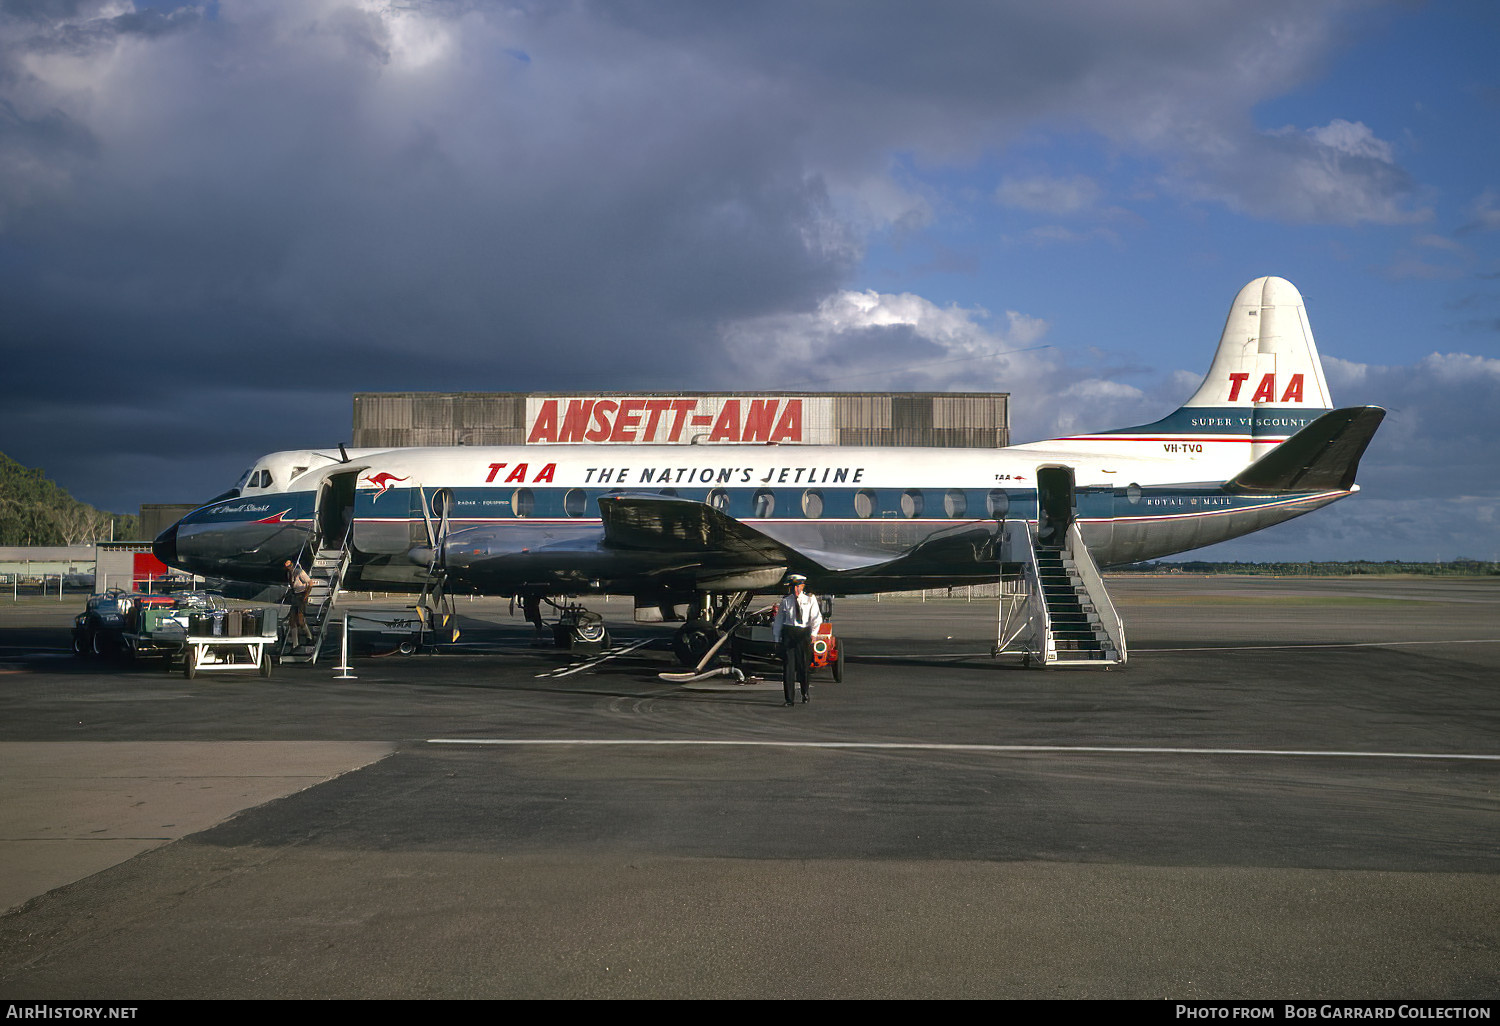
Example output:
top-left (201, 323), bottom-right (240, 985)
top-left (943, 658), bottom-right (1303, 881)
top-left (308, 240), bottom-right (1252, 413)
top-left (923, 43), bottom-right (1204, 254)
top-left (288, 590), bottom-right (309, 636)
top-left (780, 625), bottom-right (813, 702)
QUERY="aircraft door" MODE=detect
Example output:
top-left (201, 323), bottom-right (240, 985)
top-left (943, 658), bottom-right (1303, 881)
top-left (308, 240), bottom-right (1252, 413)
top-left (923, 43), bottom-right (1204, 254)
top-left (1034, 466), bottom-right (1076, 548)
top-left (409, 485), bottom-right (432, 550)
top-left (317, 471), bottom-right (359, 551)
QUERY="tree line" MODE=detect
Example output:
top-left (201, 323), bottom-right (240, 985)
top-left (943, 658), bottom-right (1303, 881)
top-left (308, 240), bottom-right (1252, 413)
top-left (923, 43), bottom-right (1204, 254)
top-left (0, 452), bottom-right (138, 546)
top-left (1117, 559), bottom-right (1499, 576)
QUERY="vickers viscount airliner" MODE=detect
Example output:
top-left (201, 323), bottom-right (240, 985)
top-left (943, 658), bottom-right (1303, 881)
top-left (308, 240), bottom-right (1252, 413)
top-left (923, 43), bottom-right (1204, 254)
top-left (154, 276), bottom-right (1383, 665)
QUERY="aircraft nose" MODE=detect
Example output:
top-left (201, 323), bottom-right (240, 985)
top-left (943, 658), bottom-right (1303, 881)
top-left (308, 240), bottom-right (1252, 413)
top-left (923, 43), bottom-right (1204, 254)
top-left (152, 523), bottom-right (179, 569)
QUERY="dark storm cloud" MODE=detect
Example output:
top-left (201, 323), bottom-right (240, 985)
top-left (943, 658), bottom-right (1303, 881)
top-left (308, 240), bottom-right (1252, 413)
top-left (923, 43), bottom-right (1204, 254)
top-left (0, 0), bottom-right (1417, 513)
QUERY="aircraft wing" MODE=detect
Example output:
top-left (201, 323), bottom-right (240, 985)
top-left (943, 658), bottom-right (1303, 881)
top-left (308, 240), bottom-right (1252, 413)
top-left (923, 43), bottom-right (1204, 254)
top-left (1228, 406), bottom-right (1386, 494)
top-left (596, 494), bottom-right (799, 565)
top-left (596, 493), bottom-right (1000, 581)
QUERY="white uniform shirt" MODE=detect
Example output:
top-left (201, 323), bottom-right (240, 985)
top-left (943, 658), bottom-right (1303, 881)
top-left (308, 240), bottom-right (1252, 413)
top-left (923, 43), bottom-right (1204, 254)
top-left (772, 591), bottom-right (823, 643)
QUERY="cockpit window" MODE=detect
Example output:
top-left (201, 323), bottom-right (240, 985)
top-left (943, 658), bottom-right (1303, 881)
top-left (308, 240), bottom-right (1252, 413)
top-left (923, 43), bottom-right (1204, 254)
top-left (233, 469), bottom-right (253, 491)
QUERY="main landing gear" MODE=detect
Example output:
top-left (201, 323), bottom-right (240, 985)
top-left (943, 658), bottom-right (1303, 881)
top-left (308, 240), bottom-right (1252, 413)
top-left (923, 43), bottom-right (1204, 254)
top-left (670, 592), bottom-right (752, 669)
top-left (514, 591), bottom-right (756, 669)
top-left (514, 595), bottom-right (612, 656)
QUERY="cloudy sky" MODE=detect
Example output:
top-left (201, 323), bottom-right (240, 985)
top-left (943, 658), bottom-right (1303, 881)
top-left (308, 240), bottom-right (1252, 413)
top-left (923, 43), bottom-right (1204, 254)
top-left (3, 0), bottom-right (1497, 561)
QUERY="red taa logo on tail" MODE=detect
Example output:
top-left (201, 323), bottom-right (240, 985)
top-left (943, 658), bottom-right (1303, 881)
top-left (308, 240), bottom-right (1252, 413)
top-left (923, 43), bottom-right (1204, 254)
top-left (1228, 373), bottom-right (1304, 403)
top-left (363, 472), bottom-right (410, 497)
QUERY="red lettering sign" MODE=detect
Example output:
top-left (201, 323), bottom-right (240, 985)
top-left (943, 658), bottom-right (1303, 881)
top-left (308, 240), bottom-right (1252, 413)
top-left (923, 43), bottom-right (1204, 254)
top-left (743, 399), bottom-right (779, 442)
top-left (585, 400), bottom-right (618, 442)
top-left (527, 401), bottom-right (557, 443)
top-left (525, 397), bottom-right (814, 443)
top-left (559, 400), bottom-right (594, 442)
top-left (610, 399), bottom-right (646, 442)
top-left (708, 400), bottom-right (742, 442)
top-left (479, 462), bottom-right (557, 483)
top-left (770, 399), bottom-right (802, 443)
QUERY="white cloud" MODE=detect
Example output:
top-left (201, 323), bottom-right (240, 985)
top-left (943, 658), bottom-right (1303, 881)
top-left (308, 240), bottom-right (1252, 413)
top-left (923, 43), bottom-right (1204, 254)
top-left (0, 0), bottom-right (1470, 524)
top-left (719, 287), bottom-right (1176, 440)
top-left (1020, 224), bottom-right (1123, 247)
top-left (996, 174), bottom-right (1101, 215)
top-left (1305, 118), bottom-right (1395, 163)
top-left (1466, 190), bottom-right (1500, 232)
top-left (1163, 118), bottom-right (1428, 226)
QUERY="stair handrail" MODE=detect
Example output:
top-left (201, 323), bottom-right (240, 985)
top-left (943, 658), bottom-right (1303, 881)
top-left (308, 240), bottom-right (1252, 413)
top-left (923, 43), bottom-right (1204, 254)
top-left (307, 524), bottom-right (354, 664)
top-left (1063, 521), bottom-right (1127, 664)
top-left (1018, 521), bottom-right (1055, 664)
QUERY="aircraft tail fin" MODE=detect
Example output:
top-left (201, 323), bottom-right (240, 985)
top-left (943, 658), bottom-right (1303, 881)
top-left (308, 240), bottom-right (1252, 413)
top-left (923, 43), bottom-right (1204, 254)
top-left (1042, 276), bottom-right (1340, 467)
top-left (1227, 406), bottom-right (1385, 494)
top-left (1180, 275), bottom-right (1333, 413)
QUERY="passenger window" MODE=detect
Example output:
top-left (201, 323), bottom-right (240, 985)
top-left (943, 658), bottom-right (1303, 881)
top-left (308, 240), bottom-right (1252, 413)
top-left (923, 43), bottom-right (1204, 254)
top-left (944, 489), bottom-right (967, 518)
top-left (512, 488), bottom-right (534, 517)
top-left (986, 489), bottom-right (1009, 519)
top-left (564, 489), bottom-right (588, 517)
top-left (659, 488), bottom-right (678, 497)
top-left (801, 490), bottom-right (824, 519)
top-left (707, 488), bottom-right (730, 512)
top-left (753, 489), bottom-right (775, 518)
top-left (854, 489), bottom-right (878, 518)
top-left (900, 490), bottom-right (924, 518)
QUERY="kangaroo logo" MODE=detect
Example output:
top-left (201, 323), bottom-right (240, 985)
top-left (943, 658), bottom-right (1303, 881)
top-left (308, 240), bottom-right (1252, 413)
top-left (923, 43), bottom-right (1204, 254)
top-left (363, 472), bottom-right (410, 499)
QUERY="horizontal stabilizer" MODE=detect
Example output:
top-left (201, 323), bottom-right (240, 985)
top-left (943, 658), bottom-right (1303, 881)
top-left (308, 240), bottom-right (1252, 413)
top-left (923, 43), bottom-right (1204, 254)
top-left (1227, 406), bottom-right (1385, 494)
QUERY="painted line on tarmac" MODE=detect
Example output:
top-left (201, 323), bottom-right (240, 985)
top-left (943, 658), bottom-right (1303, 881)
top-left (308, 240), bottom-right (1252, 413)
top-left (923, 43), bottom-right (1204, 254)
top-left (1141, 638), bottom-right (1500, 652)
top-left (534, 638), bottom-right (656, 679)
top-left (861, 638), bottom-right (1500, 659)
top-left (426, 738), bottom-right (1500, 762)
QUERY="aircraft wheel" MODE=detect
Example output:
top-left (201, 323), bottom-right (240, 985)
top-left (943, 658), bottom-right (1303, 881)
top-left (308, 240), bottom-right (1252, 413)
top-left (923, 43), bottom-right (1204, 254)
top-left (833, 642), bottom-right (844, 683)
top-left (672, 624), bottom-right (723, 667)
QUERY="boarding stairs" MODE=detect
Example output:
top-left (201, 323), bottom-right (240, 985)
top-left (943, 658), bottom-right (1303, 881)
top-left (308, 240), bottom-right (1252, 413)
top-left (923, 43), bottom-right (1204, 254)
top-left (995, 521), bottom-right (1126, 668)
top-left (279, 533), bottom-right (353, 665)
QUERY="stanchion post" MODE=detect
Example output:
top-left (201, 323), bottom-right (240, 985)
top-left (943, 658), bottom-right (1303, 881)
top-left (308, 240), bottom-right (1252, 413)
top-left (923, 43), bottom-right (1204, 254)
top-left (333, 613), bottom-right (357, 679)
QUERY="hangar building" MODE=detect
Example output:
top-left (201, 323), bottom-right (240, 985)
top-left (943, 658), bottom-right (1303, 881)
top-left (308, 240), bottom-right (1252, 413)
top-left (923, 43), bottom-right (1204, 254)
top-left (351, 392), bottom-right (1010, 450)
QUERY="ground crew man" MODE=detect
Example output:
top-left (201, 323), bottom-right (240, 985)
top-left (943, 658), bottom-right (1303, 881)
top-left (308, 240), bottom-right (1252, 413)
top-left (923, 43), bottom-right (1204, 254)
top-left (772, 573), bottom-right (822, 706)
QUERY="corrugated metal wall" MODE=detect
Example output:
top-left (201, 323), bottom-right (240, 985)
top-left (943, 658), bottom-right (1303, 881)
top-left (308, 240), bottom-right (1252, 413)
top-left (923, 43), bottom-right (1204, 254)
top-left (352, 392), bottom-right (1008, 448)
top-left (140, 505), bottom-right (201, 542)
